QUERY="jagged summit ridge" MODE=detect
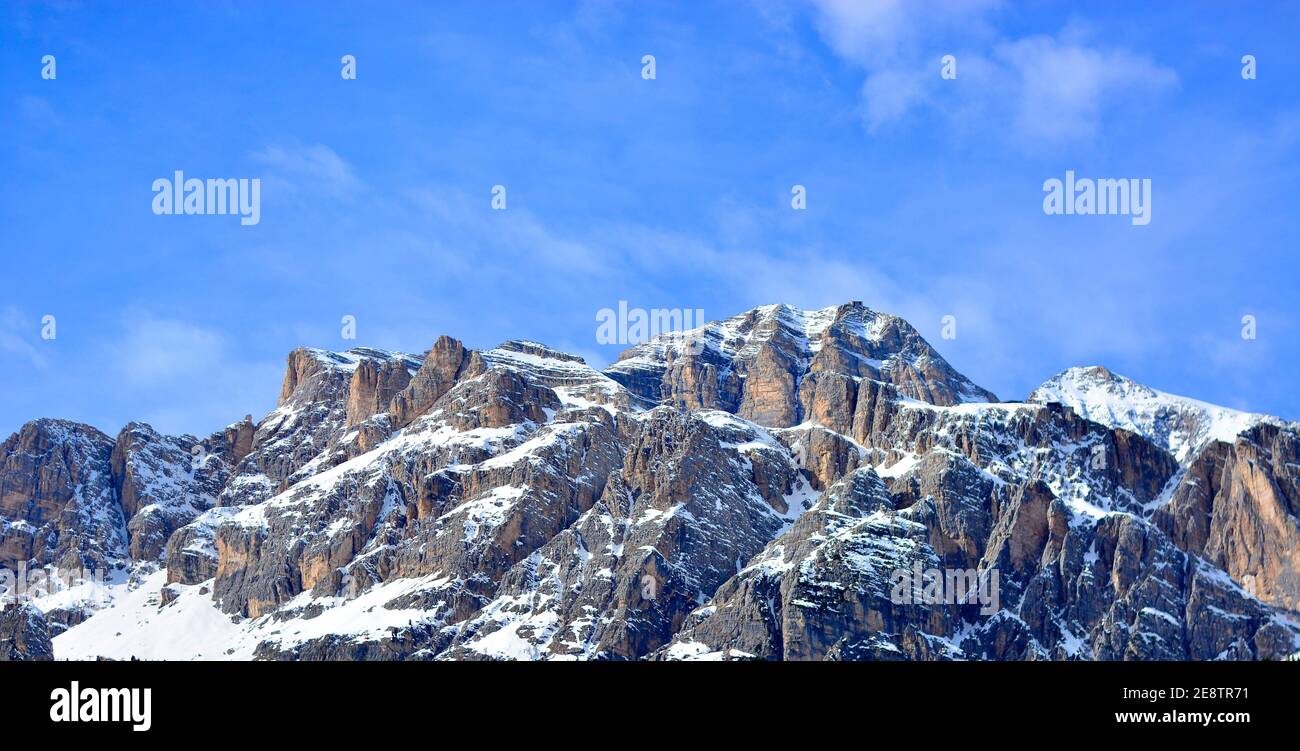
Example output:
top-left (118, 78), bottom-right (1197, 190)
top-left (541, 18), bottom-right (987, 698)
top-left (3, 301), bottom-right (1299, 662)
top-left (604, 301), bottom-right (997, 424)
top-left (1029, 365), bottom-right (1283, 462)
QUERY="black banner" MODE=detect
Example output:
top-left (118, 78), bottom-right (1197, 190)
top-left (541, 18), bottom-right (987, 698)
top-left (1, 660), bottom-right (1289, 739)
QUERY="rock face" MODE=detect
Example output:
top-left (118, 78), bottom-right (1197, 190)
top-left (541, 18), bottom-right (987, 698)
top-left (218, 347), bottom-right (423, 507)
top-left (164, 506), bottom-right (241, 586)
top-left (0, 603), bottom-right (54, 661)
top-left (655, 392), bottom-right (1293, 661)
top-left (442, 409), bottom-right (807, 660)
top-left (388, 337), bottom-right (477, 429)
top-left (210, 342), bottom-right (625, 626)
top-left (346, 358), bottom-right (413, 428)
top-left (111, 423), bottom-right (228, 561)
top-left (605, 302), bottom-right (997, 425)
top-left (1154, 423), bottom-right (1300, 612)
top-left (5, 302), bottom-right (1299, 661)
top-left (0, 419), bottom-right (124, 573)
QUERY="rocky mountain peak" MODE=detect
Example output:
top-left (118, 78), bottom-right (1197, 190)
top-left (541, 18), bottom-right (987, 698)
top-left (0, 418), bottom-right (122, 574)
top-left (279, 347), bottom-right (421, 407)
top-left (1034, 365), bottom-right (1148, 396)
top-left (604, 301), bottom-right (996, 425)
top-left (481, 340), bottom-right (628, 411)
top-left (5, 303), bottom-right (1300, 661)
top-left (1029, 366), bottom-right (1280, 462)
top-left (491, 340), bottom-right (587, 364)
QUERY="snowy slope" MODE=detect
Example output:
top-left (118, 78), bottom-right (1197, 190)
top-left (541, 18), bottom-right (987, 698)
top-left (52, 570), bottom-right (454, 660)
top-left (1028, 366), bottom-right (1282, 462)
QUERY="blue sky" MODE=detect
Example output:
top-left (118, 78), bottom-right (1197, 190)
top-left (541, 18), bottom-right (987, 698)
top-left (2, 0), bottom-right (1298, 440)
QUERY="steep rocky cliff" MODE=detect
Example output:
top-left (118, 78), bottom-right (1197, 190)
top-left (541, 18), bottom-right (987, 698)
top-left (2, 303), bottom-right (1297, 661)
top-left (0, 603), bottom-right (53, 661)
top-left (605, 302), bottom-right (997, 420)
top-left (0, 419), bottom-right (123, 573)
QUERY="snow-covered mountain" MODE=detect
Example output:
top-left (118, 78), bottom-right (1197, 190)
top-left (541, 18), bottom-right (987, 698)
top-left (606, 302), bottom-right (997, 417)
top-left (1029, 366), bottom-right (1283, 462)
top-left (2, 303), bottom-right (1298, 661)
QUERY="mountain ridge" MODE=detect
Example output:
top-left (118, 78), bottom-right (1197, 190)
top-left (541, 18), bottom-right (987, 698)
top-left (1029, 364), bottom-right (1287, 462)
top-left (2, 301), bottom-right (1298, 661)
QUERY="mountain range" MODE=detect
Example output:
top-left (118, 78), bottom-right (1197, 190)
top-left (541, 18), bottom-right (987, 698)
top-left (2, 301), bottom-right (1297, 661)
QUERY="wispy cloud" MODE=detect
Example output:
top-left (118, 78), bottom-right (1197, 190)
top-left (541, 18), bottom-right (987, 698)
top-left (0, 307), bottom-right (47, 370)
top-left (109, 312), bottom-right (227, 385)
top-left (251, 142), bottom-right (361, 197)
top-left (807, 1), bottom-right (1177, 144)
top-left (810, 0), bottom-right (1000, 66)
top-left (103, 311), bottom-right (281, 435)
top-left (992, 31), bottom-right (1179, 143)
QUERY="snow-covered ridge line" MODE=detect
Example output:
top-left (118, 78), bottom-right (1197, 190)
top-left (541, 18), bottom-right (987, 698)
top-left (8, 300), bottom-right (1300, 662)
top-left (302, 346), bottom-right (423, 374)
top-left (602, 300), bottom-right (998, 411)
top-left (1028, 365), bottom-right (1288, 462)
top-left (606, 301), bottom-right (892, 370)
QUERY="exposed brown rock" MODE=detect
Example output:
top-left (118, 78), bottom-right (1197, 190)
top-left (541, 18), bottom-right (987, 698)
top-left (346, 357), bottom-right (413, 427)
top-left (0, 419), bottom-right (124, 572)
top-left (1156, 424), bottom-right (1300, 612)
top-left (0, 603), bottom-right (54, 661)
top-left (389, 336), bottom-right (478, 429)
top-left (5, 303), bottom-right (1298, 662)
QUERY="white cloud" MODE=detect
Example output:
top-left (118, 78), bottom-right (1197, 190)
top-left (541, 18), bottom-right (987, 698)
top-left (860, 68), bottom-right (930, 131)
top-left (0, 307), bottom-right (47, 370)
top-left (110, 312), bottom-right (226, 384)
top-left (993, 34), bottom-right (1178, 143)
top-left (805, 1), bottom-right (1177, 144)
top-left (810, 0), bottom-right (913, 66)
top-left (104, 312), bottom-right (282, 436)
top-left (251, 142), bottom-right (360, 197)
top-left (809, 0), bottom-right (1000, 65)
